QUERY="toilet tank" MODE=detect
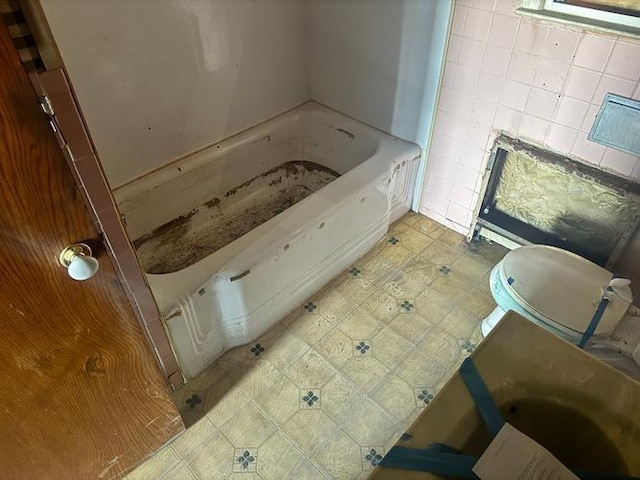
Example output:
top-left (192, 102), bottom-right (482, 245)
top-left (500, 245), bottom-right (632, 336)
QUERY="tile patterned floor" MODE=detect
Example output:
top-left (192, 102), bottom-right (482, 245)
top-left (127, 213), bottom-right (507, 480)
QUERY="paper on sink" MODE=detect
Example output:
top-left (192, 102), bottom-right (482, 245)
top-left (472, 423), bottom-right (579, 480)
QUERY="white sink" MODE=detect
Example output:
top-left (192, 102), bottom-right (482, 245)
top-left (369, 311), bottom-right (640, 479)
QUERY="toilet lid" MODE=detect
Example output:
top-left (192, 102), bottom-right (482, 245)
top-left (501, 245), bottom-right (616, 336)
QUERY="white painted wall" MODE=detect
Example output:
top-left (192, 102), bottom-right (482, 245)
top-left (40, 0), bottom-right (310, 188)
top-left (309, 0), bottom-right (448, 143)
top-left (40, 0), bottom-right (451, 190)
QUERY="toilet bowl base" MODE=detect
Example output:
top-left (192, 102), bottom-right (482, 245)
top-left (481, 306), bottom-right (505, 338)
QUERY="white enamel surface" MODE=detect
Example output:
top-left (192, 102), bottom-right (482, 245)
top-left (67, 255), bottom-right (99, 281)
top-left (500, 245), bottom-right (631, 335)
top-left (39, 0), bottom-right (309, 188)
top-left (115, 103), bottom-right (421, 378)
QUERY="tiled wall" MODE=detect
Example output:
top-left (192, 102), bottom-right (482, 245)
top-left (419, 0), bottom-right (640, 235)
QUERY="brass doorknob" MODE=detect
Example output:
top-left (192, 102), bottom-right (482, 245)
top-left (59, 243), bottom-right (100, 281)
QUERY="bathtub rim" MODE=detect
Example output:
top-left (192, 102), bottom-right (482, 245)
top-left (115, 101), bottom-right (422, 314)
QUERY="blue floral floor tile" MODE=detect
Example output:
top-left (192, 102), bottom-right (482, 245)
top-left (354, 340), bottom-right (373, 355)
top-left (415, 387), bottom-right (436, 407)
top-left (303, 301), bottom-right (317, 313)
top-left (362, 446), bottom-right (385, 470)
top-left (233, 448), bottom-right (258, 472)
top-left (184, 392), bottom-right (202, 410)
top-left (459, 338), bottom-right (477, 355)
top-left (437, 264), bottom-right (452, 276)
top-left (249, 343), bottom-right (265, 357)
top-left (300, 389), bottom-right (321, 409)
top-left (349, 266), bottom-right (362, 277)
top-left (399, 300), bottom-right (414, 312)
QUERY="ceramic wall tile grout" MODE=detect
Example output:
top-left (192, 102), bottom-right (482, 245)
top-left (420, 0), bottom-right (640, 235)
top-left (126, 213), bottom-right (509, 480)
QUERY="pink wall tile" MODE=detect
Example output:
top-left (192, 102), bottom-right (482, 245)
top-left (436, 157), bottom-right (462, 180)
top-left (487, 13), bottom-right (519, 48)
top-left (421, 192), bottom-right (449, 217)
top-left (428, 176), bottom-right (454, 199)
top-left (449, 116), bottom-right (475, 144)
top-left (494, 0), bottom-right (518, 14)
top-left (421, 0), bottom-right (639, 235)
top-left (467, 122), bottom-right (493, 151)
top-left (494, 105), bottom-right (523, 131)
top-left (605, 41), bottom-right (640, 81)
top-left (534, 58), bottom-right (569, 93)
top-left (433, 111), bottom-right (452, 138)
top-left (564, 66), bottom-right (601, 102)
top-left (453, 65), bottom-right (480, 94)
top-left (514, 22), bottom-right (549, 55)
top-left (477, 71), bottom-right (504, 103)
top-left (452, 183), bottom-right (476, 208)
top-left (474, 0), bottom-right (497, 12)
top-left (500, 80), bottom-right (530, 110)
top-left (573, 36), bottom-right (614, 71)
top-left (506, 52), bottom-right (538, 84)
top-left (449, 92), bottom-right (475, 118)
top-left (471, 97), bottom-right (498, 126)
top-left (458, 37), bottom-right (487, 69)
top-left (545, 124), bottom-right (578, 153)
top-left (592, 74), bottom-right (637, 104)
top-left (442, 61), bottom-right (456, 88)
top-left (432, 132), bottom-right (462, 161)
top-left (459, 141), bottom-right (487, 171)
top-left (455, 163), bottom-right (484, 191)
top-left (447, 34), bottom-right (463, 63)
top-left (555, 97), bottom-right (589, 130)
top-left (446, 202), bottom-right (471, 226)
top-left (542, 28), bottom-right (580, 63)
top-left (579, 104), bottom-right (600, 133)
top-left (451, 5), bottom-right (467, 36)
top-left (464, 8), bottom-right (492, 41)
top-left (519, 114), bottom-right (549, 140)
top-left (438, 88), bottom-right (454, 112)
top-left (525, 88), bottom-right (559, 120)
top-left (431, 201), bottom-right (451, 222)
top-left (571, 132), bottom-right (606, 164)
top-left (600, 148), bottom-right (639, 177)
top-left (481, 44), bottom-right (512, 77)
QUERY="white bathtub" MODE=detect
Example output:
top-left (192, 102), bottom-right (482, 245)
top-left (115, 102), bottom-right (421, 379)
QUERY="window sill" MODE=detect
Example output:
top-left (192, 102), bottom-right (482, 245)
top-left (516, 7), bottom-right (640, 39)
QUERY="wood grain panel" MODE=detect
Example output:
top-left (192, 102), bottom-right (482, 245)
top-left (0, 20), bottom-right (183, 479)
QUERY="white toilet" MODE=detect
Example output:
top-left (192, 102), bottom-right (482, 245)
top-left (482, 244), bottom-right (640, 380)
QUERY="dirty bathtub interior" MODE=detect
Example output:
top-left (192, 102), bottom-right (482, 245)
top-left (115, 102), bottom-right (421, 379)
top-left (134, 160), bottom-right (340, 274)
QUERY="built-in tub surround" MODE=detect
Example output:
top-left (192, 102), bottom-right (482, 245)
top-left (115, 102), bottom-right (421, 379)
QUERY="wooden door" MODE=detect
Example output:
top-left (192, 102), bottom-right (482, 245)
top-left (0, 20), bottom-right (183, 480)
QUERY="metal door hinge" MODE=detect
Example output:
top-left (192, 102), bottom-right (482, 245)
top-left (39, 95), bottom-right (54, 116)
top-left (38, 94), bottom-right (66, 148)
